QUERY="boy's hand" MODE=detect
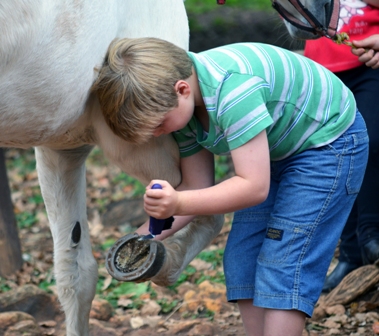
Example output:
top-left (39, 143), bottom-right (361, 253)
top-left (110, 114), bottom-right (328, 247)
top-left (144, 180), bottom-right (180, 219)
top-left (351, 34), bottom-right (379, 69)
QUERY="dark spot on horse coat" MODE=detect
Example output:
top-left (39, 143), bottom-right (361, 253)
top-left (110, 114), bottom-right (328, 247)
top-left (71, 221), bottom-right (81, 246)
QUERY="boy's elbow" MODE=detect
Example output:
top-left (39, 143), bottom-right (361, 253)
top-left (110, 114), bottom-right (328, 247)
top-left (249, 183), bottom-right (269, 206)
top-left (256, 188), bottom-right (269, 205)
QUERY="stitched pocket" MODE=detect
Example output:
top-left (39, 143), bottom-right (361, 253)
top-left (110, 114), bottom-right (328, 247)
top-left (346, 131), bottom-right (369, 195)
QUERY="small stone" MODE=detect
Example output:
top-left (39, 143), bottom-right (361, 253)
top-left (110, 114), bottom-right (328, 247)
top-left (89, 319), bottom-right (120, 336)
top-left (323, 319), bottom-right (340, 329)
top-left (0, 311), bottom-right (35, 332)
top-left (39, 320), bottom-right (56, 327)
top-left (188, 322), bottom-right (214, 335)
top-left (327, 328), bottom-right (341, 335)
top-left (90, 299), bottom-right (113, 321)
top-left (325, 304), bottom-right (346, 316)
top-left (140, 300), bottom-right (161, 316)
top-left (0, 284), bottom-right (58, 321)
top-left (4, 320), bottom-right (41, 336)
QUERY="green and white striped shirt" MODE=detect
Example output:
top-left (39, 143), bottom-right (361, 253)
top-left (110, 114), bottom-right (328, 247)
top-left (173, 43), bottom-right (356, 160)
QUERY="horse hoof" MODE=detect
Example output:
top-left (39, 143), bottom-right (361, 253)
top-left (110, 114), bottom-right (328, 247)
top-left (105, 233), bottom-right (166, 282)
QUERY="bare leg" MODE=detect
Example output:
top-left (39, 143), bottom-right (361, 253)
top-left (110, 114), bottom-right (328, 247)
top-left (238, 300), bottom-right (265, 336)
top-left (238, 299), bottom-right (306, 336)
top-left (264, 309), bottom-right (306, 336)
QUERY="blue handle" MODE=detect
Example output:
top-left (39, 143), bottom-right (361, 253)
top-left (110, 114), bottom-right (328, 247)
top-left (148, 184), bottom-right (166, 235)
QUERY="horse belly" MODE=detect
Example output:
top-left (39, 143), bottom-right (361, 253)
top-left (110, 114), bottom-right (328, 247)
top-left (0, 75), bottom-right (89, 148)
top-left (0, 4), bottom-right (118, 148)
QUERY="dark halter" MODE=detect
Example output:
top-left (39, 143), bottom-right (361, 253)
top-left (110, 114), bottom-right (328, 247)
top-left (271, 0), bottom-right (340, 38)
top-left (217, 0), bottom-right (340, 38)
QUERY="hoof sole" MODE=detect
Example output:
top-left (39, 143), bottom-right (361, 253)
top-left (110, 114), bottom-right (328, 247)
top-left (106, 233), bottom-right (166, 282)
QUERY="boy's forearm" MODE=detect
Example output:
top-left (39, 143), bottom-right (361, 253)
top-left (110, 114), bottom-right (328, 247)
top-left (176, 175), bottom-right (268, 216)
top-left (174, 132), bottom-right (270, 216)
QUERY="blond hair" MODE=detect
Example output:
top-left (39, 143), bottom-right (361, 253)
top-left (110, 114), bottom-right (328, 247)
top-left (94, 37), bottom-right (193, 144)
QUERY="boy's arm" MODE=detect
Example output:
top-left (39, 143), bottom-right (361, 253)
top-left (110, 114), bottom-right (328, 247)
top-left (145, 130), bottom-right (270, 218)
top-left (351, 34), bottom-right (379, 69)
top-left (135, 148), bottom-right (215, 240)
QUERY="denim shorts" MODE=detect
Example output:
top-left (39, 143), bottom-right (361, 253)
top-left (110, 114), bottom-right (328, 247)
top-left (223, 111), bottom-right (368, 317)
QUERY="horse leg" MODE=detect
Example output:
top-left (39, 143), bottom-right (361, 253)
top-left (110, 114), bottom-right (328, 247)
top-left (152, 214), bottom-right (224, 286)
top-left (35, 145), bottom-right (97, 336)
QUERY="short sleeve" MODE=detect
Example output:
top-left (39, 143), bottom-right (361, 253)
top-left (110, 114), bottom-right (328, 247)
top-left (172, 118), bottom-right (204, 158)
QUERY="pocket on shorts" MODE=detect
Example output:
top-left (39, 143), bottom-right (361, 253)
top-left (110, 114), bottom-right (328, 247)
top-left (257, 220), bottom-right (310, 265)
top-left (346, 131), bottom-right (369, 195)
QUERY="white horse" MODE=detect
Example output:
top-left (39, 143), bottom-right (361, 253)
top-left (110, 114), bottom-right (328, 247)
top-left (0, 0), bottom-right (337, 335)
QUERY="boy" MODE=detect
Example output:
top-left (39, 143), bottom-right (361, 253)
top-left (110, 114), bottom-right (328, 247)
top-left (95, 38), bottom-right (368, 336)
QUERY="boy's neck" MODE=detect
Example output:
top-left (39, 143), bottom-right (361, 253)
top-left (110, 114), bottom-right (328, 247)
top-left (190, 69), bottom-right (209, 132)
top-left (190, 68), bottom-right (204, 107)
top-left (194, 104), bottom-right (209, 132)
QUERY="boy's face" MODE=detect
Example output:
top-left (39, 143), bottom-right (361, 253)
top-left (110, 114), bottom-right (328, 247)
top-left (153, 92), bottom-right (194, 137)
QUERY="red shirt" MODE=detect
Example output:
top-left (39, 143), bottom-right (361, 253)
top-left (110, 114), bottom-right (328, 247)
top-left (304, 2), bottom-right (379, 72)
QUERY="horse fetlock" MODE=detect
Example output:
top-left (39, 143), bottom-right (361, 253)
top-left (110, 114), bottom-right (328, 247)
top-left (150, 240), bottom-right (188, 286)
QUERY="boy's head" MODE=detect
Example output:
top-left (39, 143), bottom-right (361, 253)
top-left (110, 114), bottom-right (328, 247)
top-left (94, 37), bottom-right (193, 144)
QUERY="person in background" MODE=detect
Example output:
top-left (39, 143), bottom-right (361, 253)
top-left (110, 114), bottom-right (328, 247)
top-left (304, 0), bottom-right (379, 293)
top-left (352, 34), bottom-right (379, 68)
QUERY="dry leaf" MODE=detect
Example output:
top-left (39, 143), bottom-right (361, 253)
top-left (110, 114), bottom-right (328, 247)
top-left (189, 259), bottom-right (212, 271)
top-left (130, 316), bottom-right (144, 329)
top-left (101, 275), bottom-right (113, 291)
top-left (39, 320), bottom-right (57, 327)
top-left (144, 316), bottom-right (162, 328)
top-left (140, 300), bottom-right (161, 316)
top-left (117, 298), bottom-right (133, 307)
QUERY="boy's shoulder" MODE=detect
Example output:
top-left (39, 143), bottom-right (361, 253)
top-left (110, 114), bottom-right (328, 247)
top-left (195, 42), bottom-right (286, 54)
top-left (191, 43), bottom-right (299, 65)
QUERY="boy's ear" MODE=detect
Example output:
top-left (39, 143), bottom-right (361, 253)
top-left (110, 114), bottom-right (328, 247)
top-left (174, 80), bottom-right (191, 97)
